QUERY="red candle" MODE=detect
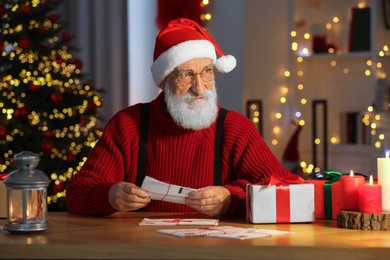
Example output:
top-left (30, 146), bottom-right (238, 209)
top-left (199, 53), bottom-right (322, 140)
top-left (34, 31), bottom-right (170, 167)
top-left (359, 175), bottom-right (382, 214)
top-left (340, 170), bottom-right (365, 211)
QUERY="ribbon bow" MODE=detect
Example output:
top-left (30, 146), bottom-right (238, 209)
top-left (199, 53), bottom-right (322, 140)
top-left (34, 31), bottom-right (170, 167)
top-left (268, 174), bottom-right (305, 187)
top-left (313, 170), bottom-right (342, 181)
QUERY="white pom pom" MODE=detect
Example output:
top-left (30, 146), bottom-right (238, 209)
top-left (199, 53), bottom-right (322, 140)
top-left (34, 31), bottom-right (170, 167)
top-left (215, 54), bottom-right (236, 73)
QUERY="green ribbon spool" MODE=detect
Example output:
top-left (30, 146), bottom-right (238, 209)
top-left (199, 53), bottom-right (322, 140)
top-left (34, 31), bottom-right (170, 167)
top-left (323, 170), bottom-right (342, 219)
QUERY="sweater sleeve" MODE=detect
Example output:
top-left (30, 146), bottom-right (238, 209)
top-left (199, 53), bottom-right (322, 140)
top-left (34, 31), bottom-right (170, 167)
top-left (221, 111), bottom-right (293, 218)
top-left (66, 107), bottom-right (140, 216)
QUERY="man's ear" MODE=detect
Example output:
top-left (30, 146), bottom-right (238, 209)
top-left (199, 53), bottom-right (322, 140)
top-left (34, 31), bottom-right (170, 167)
top-left (159, 78), bottom-right (167, 90)
top-left (159, 83), bottom-right (165, 90)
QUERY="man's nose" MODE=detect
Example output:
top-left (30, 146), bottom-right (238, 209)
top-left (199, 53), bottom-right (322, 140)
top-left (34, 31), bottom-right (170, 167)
top-left (191, 74), bottom-right (206, 95)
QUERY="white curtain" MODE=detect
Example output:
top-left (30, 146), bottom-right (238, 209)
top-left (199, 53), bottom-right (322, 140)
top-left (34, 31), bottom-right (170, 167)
top-left (60, 0), bottom-right (129, 122)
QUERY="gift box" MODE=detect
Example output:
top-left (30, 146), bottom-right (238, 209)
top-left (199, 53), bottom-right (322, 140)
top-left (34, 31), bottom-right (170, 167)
top-left (306, 171), bottom-right (368, 220)
top-left (306, 178), bottom-right (341, 220)
top-left (246, 175), bottom-right (315, 223)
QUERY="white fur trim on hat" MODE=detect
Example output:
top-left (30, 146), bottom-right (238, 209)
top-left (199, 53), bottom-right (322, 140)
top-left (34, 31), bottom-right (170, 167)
top-left (215, 54), bottom-right (236, 73)
top-left (151, 40), bottom-right (216, 86)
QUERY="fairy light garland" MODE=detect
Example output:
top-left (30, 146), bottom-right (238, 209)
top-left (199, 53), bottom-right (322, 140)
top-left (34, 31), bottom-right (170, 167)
top-left (200, 0), bottom-right (212, 22)
top-left (277, 1), bottom-right (388, 174)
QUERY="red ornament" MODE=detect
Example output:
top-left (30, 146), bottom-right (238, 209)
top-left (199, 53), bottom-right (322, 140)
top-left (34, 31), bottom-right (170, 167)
top-left (56, 57), bottom-right (64, 65)
top-left (48, 14), bottom-right (58, 22)
top-left (15, 107), bottom-right (30, 118)
top-left (41, 140), bottom-right (54, 153)
top-left (64, 87), bottom-right (73, 94)
top-left (62, 31), bottom-right (71, 41)
top-left (66, 152), bottom-right (75, 162)
top-left (79, 117), bottom-right (87, 127)
top-left (39, 25), bottom-right (46, 35)
top-left (0, 4), bottom-right (5, 16)
top-left (87, 101), bottom-right (98, 112)
top-left (73, 59), bottom-right (82, 70)
top-left (18, 36), bottom-right (31, 49)
top-left (50, 92), bottom-right (64, 105)
top-left (0, 125), bottom-right (8, 140)
top-left (52, 181), bottom-right (66, 194)
top-left (28, 84), bottom-right (39, 91)
top-left (21, 4), bottom-right (31, 14)
top-left (43, 130), bottom-right (53, 138)
top-left (0, 39), bottom-right (4, 51)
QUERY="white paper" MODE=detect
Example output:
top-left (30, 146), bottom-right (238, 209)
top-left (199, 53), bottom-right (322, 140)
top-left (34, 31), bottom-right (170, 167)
top-left (138, 218), bottom-right (219, 226)
top-left (157, 226), bottom-right (256, 238)
top-left (157, 226), bottom-right (293, 240)
top-left (141, 176), bottom-right (196, 205)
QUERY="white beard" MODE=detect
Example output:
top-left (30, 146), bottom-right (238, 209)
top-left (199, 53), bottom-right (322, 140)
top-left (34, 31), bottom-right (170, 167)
top-left (164, 82), bottom-right (218, 130)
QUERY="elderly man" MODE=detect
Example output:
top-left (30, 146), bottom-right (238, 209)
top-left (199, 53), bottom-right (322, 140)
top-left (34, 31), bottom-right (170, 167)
top-left (66, 18), bottom-right (292, 218)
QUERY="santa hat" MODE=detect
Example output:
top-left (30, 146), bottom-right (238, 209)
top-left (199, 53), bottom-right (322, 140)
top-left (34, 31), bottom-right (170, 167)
top-left (151, 18), bottom-right (236, 86)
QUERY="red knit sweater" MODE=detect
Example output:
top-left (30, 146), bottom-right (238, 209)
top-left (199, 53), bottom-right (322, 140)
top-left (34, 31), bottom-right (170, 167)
top-left (66, 92), bottom-right (291, 217)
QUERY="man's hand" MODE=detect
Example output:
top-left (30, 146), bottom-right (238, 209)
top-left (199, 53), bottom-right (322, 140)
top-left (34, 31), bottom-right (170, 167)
top-left (186, 186), bottom-right (231, 217)
top-left (108, 182), bottom-right (151, 212)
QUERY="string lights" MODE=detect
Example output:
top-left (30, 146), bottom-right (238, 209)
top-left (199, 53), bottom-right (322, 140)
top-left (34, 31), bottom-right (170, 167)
top-left (200, 0), bottom-right (212, 22)
top-left (277, 1), bottom-right (388, 174)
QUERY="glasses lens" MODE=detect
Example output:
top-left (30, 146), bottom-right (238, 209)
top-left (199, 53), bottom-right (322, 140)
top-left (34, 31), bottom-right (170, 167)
top-left (177, 72), bottom-right (193, 86)
top-left (175, 67), bottom-right (214, 86)
top-left (201, 68), bottom-right (214, 82)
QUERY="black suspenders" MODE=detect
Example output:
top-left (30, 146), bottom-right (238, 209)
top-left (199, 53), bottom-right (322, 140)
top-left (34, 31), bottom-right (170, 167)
top-left (135, 103), bottom-right (150, 188)
top-left (213, 107), bottom-right (227, 186)
top-left (135, 102), bottom-right (227, 187)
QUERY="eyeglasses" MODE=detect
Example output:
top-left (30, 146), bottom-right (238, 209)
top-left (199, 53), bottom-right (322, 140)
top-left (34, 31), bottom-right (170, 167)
top-left (172, 66), bottom-right (215, 87)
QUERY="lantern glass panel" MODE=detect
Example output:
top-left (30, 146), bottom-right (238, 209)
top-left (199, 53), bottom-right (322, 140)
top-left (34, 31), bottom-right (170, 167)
top-left (8, 188), bottom-right (47, 225)
top-left (8, 189), bottom-right (23, 223)
top-left (27, 188), bottom-right (47, 223)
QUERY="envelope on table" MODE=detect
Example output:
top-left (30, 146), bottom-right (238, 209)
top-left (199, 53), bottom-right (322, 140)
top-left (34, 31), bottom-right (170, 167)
top-left (138, 218), bottom-right (219, 226)
top-left (246, 175), bottom-right (315, 224)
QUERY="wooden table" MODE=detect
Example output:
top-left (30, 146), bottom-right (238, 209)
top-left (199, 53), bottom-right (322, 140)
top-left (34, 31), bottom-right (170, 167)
top-left (1, 212), bottom-right (390, 259)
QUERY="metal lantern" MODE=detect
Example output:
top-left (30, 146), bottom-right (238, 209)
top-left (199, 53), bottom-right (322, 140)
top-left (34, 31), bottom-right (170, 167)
top-left (3, 151), bottom-right (50, 233)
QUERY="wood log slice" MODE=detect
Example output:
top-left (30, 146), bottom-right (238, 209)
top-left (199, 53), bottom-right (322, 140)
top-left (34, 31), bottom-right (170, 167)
top-left (337, 211), bottom-right (390, 230)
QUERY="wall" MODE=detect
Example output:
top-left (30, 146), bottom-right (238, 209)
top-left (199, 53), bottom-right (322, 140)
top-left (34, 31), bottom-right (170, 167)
top-left (208, 0), bottom-right (244, 113)
top-left (127, 0), bottom-right (160, 105)
top-left (243, 0), bottom-right (292, 160)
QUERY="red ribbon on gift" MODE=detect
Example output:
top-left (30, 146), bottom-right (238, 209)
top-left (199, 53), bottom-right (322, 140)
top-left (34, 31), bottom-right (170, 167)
top-left (268, 174), bottom-right (305, 223)
top-left (268, 174), bottom-right (305, 186)
top-left (162, 218), bottom-right (192, 225)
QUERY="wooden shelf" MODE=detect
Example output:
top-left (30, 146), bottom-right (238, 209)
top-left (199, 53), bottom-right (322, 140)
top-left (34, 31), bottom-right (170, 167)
top-left (295, 51), bottom-right (372, 59)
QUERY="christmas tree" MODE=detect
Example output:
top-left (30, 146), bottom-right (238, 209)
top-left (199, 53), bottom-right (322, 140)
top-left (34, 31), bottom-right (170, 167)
top-left (0, 0), bottom-right (103, 211)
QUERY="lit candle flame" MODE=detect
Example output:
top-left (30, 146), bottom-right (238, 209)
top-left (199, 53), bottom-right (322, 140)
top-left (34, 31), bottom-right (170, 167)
top-left (386, 151), bottom-right (389, 158)
top-left (369, 175), bottom-right (373, 185)
top-left (350, 170), bottom-right (354, 177)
